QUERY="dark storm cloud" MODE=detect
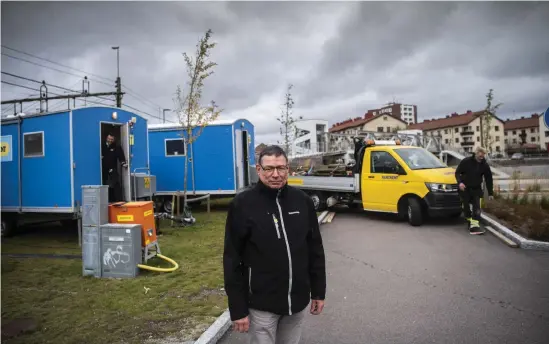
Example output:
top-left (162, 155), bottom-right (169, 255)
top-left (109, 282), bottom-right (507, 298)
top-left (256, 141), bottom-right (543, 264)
top-left (2, 1), bottom-right (548, 144)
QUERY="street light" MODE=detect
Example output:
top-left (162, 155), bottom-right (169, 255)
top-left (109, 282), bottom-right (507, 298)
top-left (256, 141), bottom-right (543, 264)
top-left (162, 109), bottom-right (171, 123)
top-left (111, 46), bottom-right (120, 78)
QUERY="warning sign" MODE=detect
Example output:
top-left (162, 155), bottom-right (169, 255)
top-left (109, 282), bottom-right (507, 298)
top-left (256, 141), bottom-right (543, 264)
top-left (1, 135), bottom-right (13, 162)
top-left (144, 177), bottom-right (151, 189)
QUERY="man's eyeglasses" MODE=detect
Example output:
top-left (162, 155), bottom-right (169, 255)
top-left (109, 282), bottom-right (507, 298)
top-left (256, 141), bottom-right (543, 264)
top-left (260, 165), bottom-right (289, 175)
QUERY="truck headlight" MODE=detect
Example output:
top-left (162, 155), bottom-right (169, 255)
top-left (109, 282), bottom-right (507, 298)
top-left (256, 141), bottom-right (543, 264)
top-left (425, 183), bottom-right (455, 193)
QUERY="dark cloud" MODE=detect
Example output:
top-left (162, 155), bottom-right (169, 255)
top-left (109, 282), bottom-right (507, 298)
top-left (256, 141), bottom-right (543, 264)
top-left (2, 1), bottom-right (548, 145)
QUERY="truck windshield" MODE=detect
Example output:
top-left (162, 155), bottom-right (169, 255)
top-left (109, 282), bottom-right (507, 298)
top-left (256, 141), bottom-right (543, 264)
top-left (394, 148), bottom-right (447, 170)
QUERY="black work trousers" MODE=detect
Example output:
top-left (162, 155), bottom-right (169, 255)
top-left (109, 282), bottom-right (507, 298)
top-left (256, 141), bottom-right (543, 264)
top-left (459, 188), bottom-right (482, 221)
top-left (103, 170), bottom-right (123, 203)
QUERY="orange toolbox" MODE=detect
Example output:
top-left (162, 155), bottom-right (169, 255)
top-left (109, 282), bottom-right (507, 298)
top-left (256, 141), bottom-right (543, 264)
top-left (108, 201), bottom-right (157, 247)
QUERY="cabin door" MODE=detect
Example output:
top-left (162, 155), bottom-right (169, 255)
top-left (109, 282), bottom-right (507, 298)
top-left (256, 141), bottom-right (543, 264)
top-left (241, 130), bottom-right (250, 187)
top-left (235, 130), bottom-right (244, 190)
top-left (120, 123), bottom-right (131, 201)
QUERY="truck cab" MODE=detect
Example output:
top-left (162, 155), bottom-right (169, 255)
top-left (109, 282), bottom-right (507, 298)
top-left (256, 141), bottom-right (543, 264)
top-left (288, 139), bottom-right (463, 226)
top-left (357, 140), bottom-right (462, 225)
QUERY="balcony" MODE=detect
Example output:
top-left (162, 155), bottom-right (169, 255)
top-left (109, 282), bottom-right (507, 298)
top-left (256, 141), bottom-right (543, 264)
top-left (461, 141), bottom-right (474, 146)
top-left (460, 130), bottom-right (474, 136)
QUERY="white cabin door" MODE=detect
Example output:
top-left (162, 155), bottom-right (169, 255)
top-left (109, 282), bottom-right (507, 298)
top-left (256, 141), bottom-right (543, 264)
top-left (235, 129), bottom-right (244, 190)
top-left (120, 123), bottom-right (131, 201)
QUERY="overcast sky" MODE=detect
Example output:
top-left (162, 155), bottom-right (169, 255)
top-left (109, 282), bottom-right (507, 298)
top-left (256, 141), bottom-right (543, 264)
top-left (2, 1), bottom-right (548, 145)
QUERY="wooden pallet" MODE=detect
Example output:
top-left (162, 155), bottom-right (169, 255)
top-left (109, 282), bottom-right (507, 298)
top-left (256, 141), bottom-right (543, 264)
top-left (322, 212), bottom-right (336, 224)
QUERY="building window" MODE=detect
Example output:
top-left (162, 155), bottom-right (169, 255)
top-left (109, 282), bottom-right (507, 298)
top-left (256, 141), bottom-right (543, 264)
top-left (386, 127), bottom-right (391, 133)
top-left (445, 139), bottom-right (449, 144)
top-left (444, 129), bottom-right (448, 134)
top-left (495, 136), bottom-right (500, 142)
top-left (504, 139), bottom-right (508, 144)
top-left (513, 138), bottom-right (517, 144)
top-left (377, 127), bottom-right (384, 132)
top-left (531, 137), bottom-right (536, 142)
top-left (512, 130), bottom-right (516, 135)
top-left (455, 138), bottom-right (459, 143)
top-left (545, 131), bottom-right (549, 137)
top-left (455, 128), bottom-right (459, 133)
top-left (383, 116), bottom-right (388, 121)
top-left (476, 126), bottom-right (479, 131)
top-left (496, 146), bottom-right (500, 152)
top-left (494, 126), bottom-right (499, 131)
top-left (23, 132), bottom-right (44, 157)
top-left (504, 131), bottom-right (507, 136)
top-left (477, 136), bottom-right (480, 142)
top-left (165, 138), bottom-right (186, 156)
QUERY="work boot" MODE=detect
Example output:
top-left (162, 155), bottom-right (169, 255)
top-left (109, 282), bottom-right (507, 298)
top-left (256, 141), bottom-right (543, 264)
top-left (469, 220), bottom-right (485, 235)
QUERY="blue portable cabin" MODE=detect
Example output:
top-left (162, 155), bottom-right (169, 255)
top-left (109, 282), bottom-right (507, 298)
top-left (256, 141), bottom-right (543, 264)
top-left (0, 106), bottom-right (149, 236)
top-left (147, 118), bottom-right (256, 212)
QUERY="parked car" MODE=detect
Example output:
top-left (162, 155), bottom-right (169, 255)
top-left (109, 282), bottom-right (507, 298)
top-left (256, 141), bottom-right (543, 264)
top-left (511, 152), bottom-right (524, 160)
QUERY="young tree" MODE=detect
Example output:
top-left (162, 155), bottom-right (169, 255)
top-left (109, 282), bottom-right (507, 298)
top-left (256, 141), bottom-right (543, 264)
top-left (277, 84), bottom-right (302, 155)
top-left (480, 88), bottom-right (502, 152)
top-left (174, 29), bottom-right (222, 208)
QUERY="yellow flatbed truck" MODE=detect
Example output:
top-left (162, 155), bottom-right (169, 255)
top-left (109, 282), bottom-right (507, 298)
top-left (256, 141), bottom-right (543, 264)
top-left (288, 139), bottom-right (462, 226)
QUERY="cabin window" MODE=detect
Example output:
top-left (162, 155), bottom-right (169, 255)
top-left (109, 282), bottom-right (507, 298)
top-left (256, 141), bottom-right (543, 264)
top-left (23, 132), bottom-right (44, 157)
top-left (165, 138), bottom-right (186, 156)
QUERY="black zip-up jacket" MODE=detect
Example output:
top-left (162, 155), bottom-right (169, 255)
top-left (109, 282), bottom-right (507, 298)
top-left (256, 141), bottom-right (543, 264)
top-left (455, 154), bottom-right (494, 196)
top-left (223, 181), bottom-right (326, 321)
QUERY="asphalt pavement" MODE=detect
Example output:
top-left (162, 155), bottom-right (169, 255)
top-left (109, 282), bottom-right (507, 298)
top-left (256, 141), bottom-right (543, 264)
top-left (218, 209), bottom-right (549, 344)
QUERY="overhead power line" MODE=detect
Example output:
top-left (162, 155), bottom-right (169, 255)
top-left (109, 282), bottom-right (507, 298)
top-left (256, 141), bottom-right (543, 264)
top-left (1, 80), bottom-right (38, 93)
top-left (1, 45), bottom-right (114, 83)
top-left (1, 52), bottom-right (113, 88)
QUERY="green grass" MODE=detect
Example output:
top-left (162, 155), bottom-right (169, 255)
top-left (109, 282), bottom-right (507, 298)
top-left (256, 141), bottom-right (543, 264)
top-left (1, 198), bottom-right (232, 344)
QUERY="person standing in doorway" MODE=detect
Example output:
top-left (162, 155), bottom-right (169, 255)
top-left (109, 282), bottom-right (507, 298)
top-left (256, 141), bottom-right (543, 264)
top-left (223, 145), bottom-right (326, 344)
top-left (102, 133), bottom-right (127, 203)
top-left (455, 146), bottom-right (494, 235)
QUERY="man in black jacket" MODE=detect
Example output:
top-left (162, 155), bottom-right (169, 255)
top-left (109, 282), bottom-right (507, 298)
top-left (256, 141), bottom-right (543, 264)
top-left (102, 133), bottom-right (127, 202)
top-left (455, 147), bottom-right (494, 235)
top-left (223, 145), bottom-right (326, 344)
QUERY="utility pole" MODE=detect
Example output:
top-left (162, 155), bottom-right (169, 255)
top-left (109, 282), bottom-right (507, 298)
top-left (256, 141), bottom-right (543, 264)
top-left (162, 109), bottom-right (171, 123)
top-left (112, 46), bottom-right (122, 108)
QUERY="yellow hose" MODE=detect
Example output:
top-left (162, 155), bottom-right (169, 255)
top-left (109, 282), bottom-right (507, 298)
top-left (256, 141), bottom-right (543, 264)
top-left (137, 254), bottom-right (179, 272)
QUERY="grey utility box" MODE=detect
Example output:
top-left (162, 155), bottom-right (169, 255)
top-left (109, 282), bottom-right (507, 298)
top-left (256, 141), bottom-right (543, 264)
top-left (81, 185), bottom-right (109, 227)
top-left (100, 223), bottom-right (142, 278)
top-left (131, 173), bottom-right (156, 199)
top-left (81, 185), bottom-right (109, 277)
top-left (82, 226), bottom-right (102, 277)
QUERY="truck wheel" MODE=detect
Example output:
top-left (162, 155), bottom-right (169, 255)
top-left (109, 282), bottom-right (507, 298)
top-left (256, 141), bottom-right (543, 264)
top-left (309, 193), bottom-right (327, 212)
top-left (407, 198), bottom-right (423, 226)
top-left (163, 198), bottom-right (173, 214)
top-left (1, 215), bottom-right (17, 238)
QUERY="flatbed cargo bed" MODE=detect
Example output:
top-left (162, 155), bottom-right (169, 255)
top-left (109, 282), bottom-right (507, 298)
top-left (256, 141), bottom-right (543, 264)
top-left (288, 175), bottom-right (360, 193)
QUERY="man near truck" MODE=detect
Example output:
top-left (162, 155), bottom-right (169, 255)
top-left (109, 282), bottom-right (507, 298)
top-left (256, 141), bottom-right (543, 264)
top-left (455, 146), bottom-right (494, 235)
top-left (223, 145), bottom-right (326, 344)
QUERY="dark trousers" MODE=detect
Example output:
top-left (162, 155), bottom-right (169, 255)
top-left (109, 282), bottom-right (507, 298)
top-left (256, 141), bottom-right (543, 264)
top-left (459, 188), bottom-right (482, 221)
top-left (103, 170), bottom-right (123, 203)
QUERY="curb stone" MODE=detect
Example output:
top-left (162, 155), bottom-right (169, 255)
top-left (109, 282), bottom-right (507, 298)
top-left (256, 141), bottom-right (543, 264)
top-left (481, 213), bottom-right (549, 251)
top-left (193, 309), bottom-right (231, 344)
top-left (193, 212), bottom-right (328, 343)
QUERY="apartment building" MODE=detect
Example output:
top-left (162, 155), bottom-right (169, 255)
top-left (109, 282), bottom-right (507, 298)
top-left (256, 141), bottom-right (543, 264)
top-left (291, 119), bottom-right (329, 156)
top-left (329, 113), bottom-right (408, 135)
top-left (503, 114), bottom-right (541, 147)
top-left (408, 110), bottom-right (505, 154)
top-left (364, 103), bottom-right (418, 125)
